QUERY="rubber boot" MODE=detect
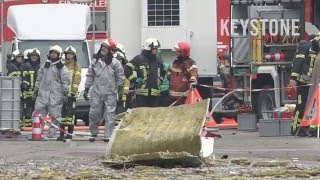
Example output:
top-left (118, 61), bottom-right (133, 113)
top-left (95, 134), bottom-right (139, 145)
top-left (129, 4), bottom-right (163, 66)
top-left (89, 135), bottom-right (97, 142)
top-left (65, 125), bottom-right (74, 142)
top-left (57, 124), bottom-right (66, 141)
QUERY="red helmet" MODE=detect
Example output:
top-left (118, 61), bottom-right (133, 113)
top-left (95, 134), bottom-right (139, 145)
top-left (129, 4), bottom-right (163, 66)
top-left (284, 85), bottom-right (297, 100)
top-left (101, 38), bottom-right (116, 50)
top-left (173, 42), bottom-right (190, 57)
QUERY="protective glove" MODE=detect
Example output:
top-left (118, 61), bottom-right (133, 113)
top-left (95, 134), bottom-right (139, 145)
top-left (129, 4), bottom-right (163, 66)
top-left (63, 95), bottom-right (68, 104)
top-left (83, 88), bottom-right (90, 101)
top-left (71, 92), bottom-right (77, 98)
top-left (32, 90), bottom-right (38, 101)
top-left (289, 79), bottom-right (297, 90)
top-left (190, 81), bottom-right (197, 88)
top-left (117, 86), bottom-right (123, 101)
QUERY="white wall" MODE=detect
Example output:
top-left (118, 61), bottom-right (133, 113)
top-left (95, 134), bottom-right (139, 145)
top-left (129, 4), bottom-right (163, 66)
top-left (109, 0), bottom-right (141, 60)
top-left (110, 0), bottom-right (217, 77)
top-left (186, 0), bottom-right (217, 77)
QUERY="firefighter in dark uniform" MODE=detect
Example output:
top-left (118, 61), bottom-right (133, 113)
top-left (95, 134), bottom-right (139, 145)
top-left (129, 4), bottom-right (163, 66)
top-left (124, 38), bottom-right (166, 107)
top-left (290, 34), bottom-right (320, 136)
top-left (57, 46), bottom-right (81, 142)
top-left (21, 48), bottom-right (41, 127)
top-left (113, 43), bottom-right (131, 113)
top-left (7, 50), bottom-right (28, 125)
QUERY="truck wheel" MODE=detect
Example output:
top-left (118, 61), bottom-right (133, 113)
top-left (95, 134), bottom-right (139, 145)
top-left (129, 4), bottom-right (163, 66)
top-left (257, 87), bottom-right (275, 120)
top-left (83, 115), bottom-right (89, 126)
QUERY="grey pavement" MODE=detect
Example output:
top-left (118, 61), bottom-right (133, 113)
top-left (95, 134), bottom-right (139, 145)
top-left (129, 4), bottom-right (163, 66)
top-left (1, 129), bottom-right (320, 164)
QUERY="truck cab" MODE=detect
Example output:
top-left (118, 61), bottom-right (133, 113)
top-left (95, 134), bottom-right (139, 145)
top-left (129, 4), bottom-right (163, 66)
top-left (6, 4), bottom-right (92, 124)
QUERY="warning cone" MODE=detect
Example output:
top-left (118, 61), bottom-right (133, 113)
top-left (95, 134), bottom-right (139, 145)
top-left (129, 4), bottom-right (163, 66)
top-left (184, 88), bottom-right (237, 129)
top-left (300, 84), bottom-right (320, 138)
top-left (264, 52), bottom-right (285, 61)
top-left (31, 113), bottom-right (42, 141)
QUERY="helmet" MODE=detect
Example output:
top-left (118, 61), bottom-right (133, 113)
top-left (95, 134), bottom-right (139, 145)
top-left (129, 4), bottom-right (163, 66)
top-left (11, 49), bottom-right (24, 61)
top-left (172, 42), bottom-right (190, 57)
top-left (114, 51), bottom-right (125, 59)
top-left (143, 38), bottom-right (161, 51)
top-left (29, 48), bottom-right (40, 57)
top-left (101, 39), bottom-right (116, 50)
top-left (314, 32), bottom-right (320, 41)
top-left (49, 45), bottom-right (63, 58)
top-left (23, 49), bottom-right (32, 59)
top-left (115, 43), bottom-right (125, 54)
top-left (64, 46), bottom-right (77, 55)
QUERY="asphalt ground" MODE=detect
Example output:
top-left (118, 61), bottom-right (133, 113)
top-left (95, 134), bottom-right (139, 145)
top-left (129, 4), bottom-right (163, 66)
top-left (1, 129), bottom-right (320, 163)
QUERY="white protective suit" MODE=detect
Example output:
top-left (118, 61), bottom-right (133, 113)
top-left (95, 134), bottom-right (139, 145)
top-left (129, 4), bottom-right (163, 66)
top-left (85, 57), bottom-right (124, 139)
top-left (34, 60), bottom-right (70, 137)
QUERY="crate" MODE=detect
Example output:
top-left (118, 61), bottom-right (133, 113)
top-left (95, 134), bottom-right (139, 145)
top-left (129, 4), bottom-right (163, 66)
top-left (280, 118), bottom-right (292, 136)
top-left (0, 77), bottom-right (21, 131)
top-left (258, 119), bottom-right (280, 137)
top-left (273, 107), bottom-right (292, 118)
top-left (237, 113), bottom-right (257, 131)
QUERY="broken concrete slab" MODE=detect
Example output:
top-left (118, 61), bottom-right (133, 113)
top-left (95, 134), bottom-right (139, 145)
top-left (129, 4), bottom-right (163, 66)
top-left (105, 99), bottom-right (210, 167)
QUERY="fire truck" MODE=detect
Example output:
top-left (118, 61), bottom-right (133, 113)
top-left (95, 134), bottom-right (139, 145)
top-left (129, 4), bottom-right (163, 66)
top-left (212, 0), bottom-right (320, 122)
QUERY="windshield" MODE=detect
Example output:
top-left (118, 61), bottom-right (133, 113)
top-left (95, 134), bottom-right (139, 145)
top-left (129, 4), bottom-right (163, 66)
top-left (18, 40), bottom-right (90, 68)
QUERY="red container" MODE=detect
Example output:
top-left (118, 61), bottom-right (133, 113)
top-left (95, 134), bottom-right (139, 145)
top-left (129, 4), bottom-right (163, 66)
top-left (272, 107), bottom-right (292, 118)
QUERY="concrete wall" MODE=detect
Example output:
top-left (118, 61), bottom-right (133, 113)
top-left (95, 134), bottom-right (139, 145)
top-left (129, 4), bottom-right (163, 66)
top-left (186, 0), bottom-right (217, 77)
top-left (110, 0), bottom-right (217, 77)
top-left (109, 0), bottom-right (141, 60)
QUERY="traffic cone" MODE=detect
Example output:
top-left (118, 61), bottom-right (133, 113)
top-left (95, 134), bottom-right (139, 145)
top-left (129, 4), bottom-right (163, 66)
top-left (264, 52), bottom-right (285, 61)
top-left (31, 113), bottom-right (42, 141)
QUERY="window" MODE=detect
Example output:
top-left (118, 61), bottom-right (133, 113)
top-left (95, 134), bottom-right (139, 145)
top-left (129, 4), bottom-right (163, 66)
top-left (148, 0), bottom-right (180, 26)
top-left (19, 40), bottom-right (90, 68)
top-left (88, 11), bottom-right (107, 32)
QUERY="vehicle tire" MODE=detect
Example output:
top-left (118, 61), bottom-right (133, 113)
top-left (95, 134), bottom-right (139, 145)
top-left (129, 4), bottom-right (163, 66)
top-left (257, 87), bottom-right (275, 120)
top-left (83, 115), bottom-right (89, 126)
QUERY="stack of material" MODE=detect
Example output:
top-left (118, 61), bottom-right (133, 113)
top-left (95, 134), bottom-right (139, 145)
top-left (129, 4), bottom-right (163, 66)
top-left (105, 99), bottom-right (210, 167)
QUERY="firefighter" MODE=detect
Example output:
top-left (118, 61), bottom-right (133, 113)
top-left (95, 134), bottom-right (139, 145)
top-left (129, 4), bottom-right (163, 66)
top-left (113, 43), bottom-right (132, 113)
top-left (8, 50), bottom-right (28, 124)
top-left (159, 62), bottom-right (170, 107)
top-left (56, 46), bottom-right (81, 142)
top-left (124, 38), bottom-right (166, 107)
top-left (168, 42), bottom-right (198, 105)
top-left (83, 39), bottom-right (124, 142)
top-left (21, 48), bottom-right (41, 127)
top-left (290, 34), bottom-right (320, 136)
top-left (33, 45), bottom-right (70, 138)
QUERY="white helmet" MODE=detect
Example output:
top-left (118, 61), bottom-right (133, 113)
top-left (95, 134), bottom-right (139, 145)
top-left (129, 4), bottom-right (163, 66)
top-left (49, 45), bottom-right (63, 58)
top-left (114, 51), bottom-right (125, 59)
top-left (29, 48), bottom-right (40, 57)
top-left (64, 46), bottom-right (77, 55)
top-left (23, 49), bottom-right (32, 59)
top-left (115, 43), bottom-right (125, 54)
top-left (142, 38), bottom-right (161, 51)
top-left (11, 49), bottom-right (24, 61)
